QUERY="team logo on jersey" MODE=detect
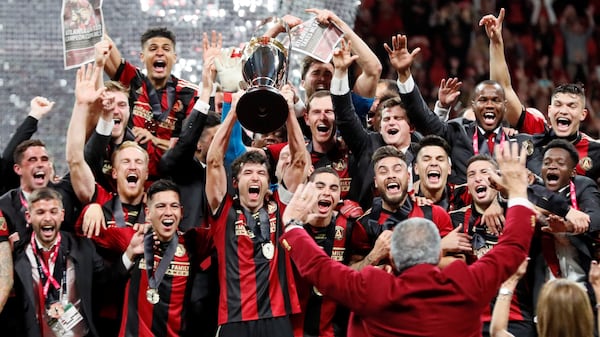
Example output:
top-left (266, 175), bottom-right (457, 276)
top-left (0, 217), bottom-right (6, 232)
top-left (102, 160), bottom-right (113, 175)
top-left (175, 244), bottom-right (186, 257)
top-left (172, 100), bottom-right (183, 113)
top-left (335, 226), bottom-right (344, 240)
top-left (267, 201), bottom-right (277, 214)
top-left (331, 159), bottom-right (346, 171)
top-left (522, 140), bottom-right (534, 156)
top-left (580, 156), bottom-right (593, 171)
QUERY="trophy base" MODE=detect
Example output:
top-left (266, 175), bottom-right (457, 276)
top-left (237, 86), bottom-right (289, 134)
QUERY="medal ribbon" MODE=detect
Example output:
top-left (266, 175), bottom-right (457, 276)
top-left (144, 77), bottom-right (177, 122)
top-left (242, 208), bottom-right (271, 243)
top-left (569, 180), bottom-right (579, 210)
top-left (143, 231), bottom-right (178, 290)
top-left (472, 129), bottom-right (505, 155)
top-left (30, 232), bottom-right (62, 298)
top-left (112, 197), bottom-right (145, 228)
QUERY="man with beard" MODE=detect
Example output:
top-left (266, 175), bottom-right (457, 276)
top-left (450, 155), bottom-right (536, 337)
top-left (95, 27), bottom-right (200, 151)
top-left (349, 146), bottom-right (458, 271)
top-left (11, 187), bottom-right (143, 337)
top-left (482, 9), bottom-right (600, 183)
top-left (205, 85), bottom-right (307, 336)
top-left (66, 64), bottom-right (151, 336)
top-left (412, 135), bottom-right (454, 211)
top-left (330, 40), bottom-right (419, 210)
top-left (527, 140), bottom-right (600, 308)
top-left (0, 138), bottom-right (79, 335)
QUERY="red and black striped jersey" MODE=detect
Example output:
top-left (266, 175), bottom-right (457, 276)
top-left (120, 235), bottom-right (190, 337)
top-left (291, 213), bottom-right (369, 337)
top-left (449, 205), bottom-right (534, 324)
top-left (209, 193), bottom-right (301, 325)
top-left (114, 60), bottom-right (199, 141)
top-left (358, 197), bottom-right (453, 248)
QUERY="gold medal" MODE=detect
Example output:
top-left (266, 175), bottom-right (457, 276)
top-left (262, 242), bottom-right (275, 260)
top-left (146, 288), bottom-right (160, 304)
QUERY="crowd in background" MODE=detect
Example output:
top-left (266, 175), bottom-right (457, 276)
top-left (356, 0), bottom-right (600, 135)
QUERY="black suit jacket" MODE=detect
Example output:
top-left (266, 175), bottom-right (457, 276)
top-left (399, 84), bottom-right (532, 185)
top-left (0, 177), bottom-right (80, 245)
top-left (12, 231), bottom-right (123, 337)
top-left (332, 92), bottom-right (417, 210)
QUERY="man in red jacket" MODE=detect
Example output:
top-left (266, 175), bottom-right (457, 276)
top-left (280, 142), bottom-right (537, 337)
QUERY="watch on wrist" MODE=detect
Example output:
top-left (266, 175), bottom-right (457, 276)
top-left (286, 219), bottom-right (304, 227)
top-left (498, 287), bottom-right (513, 296)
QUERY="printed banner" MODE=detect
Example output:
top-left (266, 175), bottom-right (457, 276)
top-left (62, 0), bottom-right (104, 69)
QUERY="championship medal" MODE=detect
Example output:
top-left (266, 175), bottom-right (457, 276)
top-left (262, 242), bottom-right (275, 260)
top-left (146, 288), bottom-right (160, 304)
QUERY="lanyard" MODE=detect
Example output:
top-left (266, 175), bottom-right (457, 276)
top-left (30, 232), bottom-right (64, 299)
top-left (569, 180), bottom-right (579, 210)
top-left (472, 129), bottom-right (505, 155)
top-left (144, 231), bottom-right (178, 290)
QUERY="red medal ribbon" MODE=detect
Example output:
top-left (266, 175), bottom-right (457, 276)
top-left (30, 232), bottom-right (62, 297)
top-left (569, 180), bottom-right (578, 210)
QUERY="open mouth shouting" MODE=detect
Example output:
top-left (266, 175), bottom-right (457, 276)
top-left (33, 171), bottom-right (47, 185)
top-left (426, 170), bottom-right (441, 185)
top-left (474, 185), bottom-right (488, 199)
top-left (153, 60), bottom-right (167, 74)
top-left (387, 128), bottom-right (399, 136)
top-left (544, 172), bottom-right (561, 189)
top-left (40, 224), bottom-right (57, 240)
top-left (316, 123), bottom-right (330, 136)
top-left (386, 181), bottom-right (401, 194)
top-left (317, 199), bottom-right (333, 214)
top-left (481, 112), bottom-right (498, 127)
top-left (248, 185), bottom-right (261, 201)
top-left (554, 117), bottom-right (572, 133)
top-left (161, 218), bottom-right (175, 230)
top-left (126, 173), bottom-right (139, 187)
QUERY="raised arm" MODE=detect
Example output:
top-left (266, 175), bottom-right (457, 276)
top-left (480, 8), bottom-right (523, 127)
top-left (66, 64), bottom-right (106, 204)
top-left (281, 85), bottom-right (310, 193)
top-left (0, 97), bottom-right (54, 193)
top-left (205, 91), bottom-right (243, 214)
top-left (307, 8), bottom-right (382, 97)
top-left (387, 34), bottom-right (449, 137)
top-left (330, 39), bottom-right (371, 156)
top-left (94, 35), bottom-right (122, 80)
top-left (489, 258), bottom-right (528, 337)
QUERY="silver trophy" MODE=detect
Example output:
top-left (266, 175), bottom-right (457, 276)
top-left (237, 17), bottom-right (291, 134)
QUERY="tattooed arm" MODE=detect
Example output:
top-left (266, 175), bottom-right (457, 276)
top-left (0, 241), bottom-right (13, 313)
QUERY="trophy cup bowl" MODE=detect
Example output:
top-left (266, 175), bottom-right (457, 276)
top-left (237, 19), bottom-right (290, 134)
